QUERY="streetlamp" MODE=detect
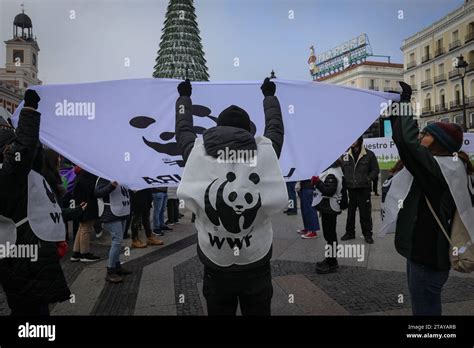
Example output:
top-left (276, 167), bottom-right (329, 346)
top-left (455, 54), bottom-right (469, 131)
top-left (269, 70), bottom-right (276, 79)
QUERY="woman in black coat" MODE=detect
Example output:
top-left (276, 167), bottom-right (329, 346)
top-left (0, 91), bottom-right (71, 315)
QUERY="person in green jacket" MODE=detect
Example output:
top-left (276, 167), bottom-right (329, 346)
top-left (390, 81), bottom-right (473, 315)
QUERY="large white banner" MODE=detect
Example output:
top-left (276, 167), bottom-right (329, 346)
top-left (12, 78), bottom-right (398, 190)
top-left (365, 133), bottom-right (474, 170)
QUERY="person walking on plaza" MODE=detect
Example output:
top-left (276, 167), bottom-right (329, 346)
top-left (388, 82), bottom-right (474, 316)
top-left (312, 159), bottom-right (346, 273)
top-left (176, 77), bottom-right (287, 316)
top-left (130, 188), bottom-right (163, 248)
top-left (297, 179), bottom-right (320, 239)
top-left (95, 178), bottom-right (132, 283)
top-left (152, 186), bottom-right (172, 236)
top-left (70, 167), bottom-right (101, 262)
top-left (0, 90), bottom-right (71, 315)
top-left (341, 136), bottom-right (379, 244)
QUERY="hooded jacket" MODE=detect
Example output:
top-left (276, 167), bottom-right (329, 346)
top-left (0, 108), bottom-right (71, 309)
top-left (176, 95), bottom-right (284, 273)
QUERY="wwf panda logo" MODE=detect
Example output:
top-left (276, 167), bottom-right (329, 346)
top-left (204, 172), bottom-right (261, 234)
top-left (43, 179), bottom-right (57, 205)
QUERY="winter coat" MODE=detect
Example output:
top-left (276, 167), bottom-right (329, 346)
top-left (175, 95), bottom-right (284, 273)
top-left (73, 170), bottom-right (99, 222)
top-left (341, 146), bottom-right (379, 189)
top-left (390, 112), bottom-right (455, 271)
top-left (0, 108), bottom-right (71, 309)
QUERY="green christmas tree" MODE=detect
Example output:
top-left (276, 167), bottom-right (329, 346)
top-left (153, 0), bottom-right (209, 81)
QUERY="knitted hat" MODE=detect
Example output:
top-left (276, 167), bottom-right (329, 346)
top-left (217, 105), bottom-right (251, 132)
top-left (424, 122), bottom-right (463, 153)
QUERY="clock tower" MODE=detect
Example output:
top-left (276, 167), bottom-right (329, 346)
top-left (0, 5), bottom-right (42, 93)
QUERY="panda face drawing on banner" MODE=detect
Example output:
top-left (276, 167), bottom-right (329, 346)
top-left (129, 105), bottom-right (256, 168)
top-left (204, 172), bottom-right (262, 234)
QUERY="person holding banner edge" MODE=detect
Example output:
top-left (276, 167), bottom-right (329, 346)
top-left (388, 81), bottom-right (473, 315)
top-left (175, 77), bottom-right (286, 316)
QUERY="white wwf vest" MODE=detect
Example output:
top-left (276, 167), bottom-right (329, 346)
top-left (379, 157), bottom-right (474, 240)
top-left (312, 167), bottom-right (343, 212)
top-left (0, 165), bottom-right (65, 254)
top-left (177, 136), bottom-right (288, 267)
top-left (96, 179), bottom-right (131, 218)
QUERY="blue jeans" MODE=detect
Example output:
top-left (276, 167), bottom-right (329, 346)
top-left (104, 219), bottom-right (127, 269)
top-left (407, 259), bottom-right (449, 316)
top-left (299, 188), bottom-right (320, 231)
top-left (286, 182), bottom-right (297, 213)
top-left (152, 192), bottom-right (168, 232)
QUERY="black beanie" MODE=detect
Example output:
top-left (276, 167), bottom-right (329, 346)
top-left (217, 105), bottom-right (251, 132)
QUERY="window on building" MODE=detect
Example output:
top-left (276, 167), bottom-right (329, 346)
top-left (470, 112), bottom-right (474, 128)
top-left (469, 22), bottom-right (474, 33)
top-left (454, 115), bottom-right (463, 125)
top-left (409, 52), bottom-right (415, 62)
top-left (23, 82), bottom-right (28, 88)
top-left (439, 89), bottom-right (445, 106)
top-left (438, 63), bottom-right (444, 74)
top-left (425, 69), bottom-right (431, 80)
top-left (32, 53), bottom-right (37, 67)
top-left (410, 75), bottom-right (415, 86)
top-left (12, 50), bottom-right (24, 64)
top-left (436, 38), bottom-right (443, 50)
top-left (439, 117), bottom-right (450, 123)
top-left (425, 93), bottom-right (432, 108)
top-left (424, 45), bottom-right (430, 56)
top-left (369, 79), bottom-right (376, 90)
top-left (471, 79), bottom-right (474, 97)
top-left (452, 30), bottom-right (459, 41)
top-left (455, 85), bottom-right (461, 104)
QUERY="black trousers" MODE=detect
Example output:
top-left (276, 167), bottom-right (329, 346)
top-left (372, 178), bottom-right (378, 194)
top-left (346, 188), bottom-right (373, 237)
top-left (203, 265), bottom-right (273, 316)
top-left (131, 208), bottom-right (152, 239)
top-left (167, 199), bottom-right (179, 223)
top-left (321, 213), bottom-right (338, 262)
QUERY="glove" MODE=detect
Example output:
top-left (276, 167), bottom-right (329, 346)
top-left (311, 176), bottom-right (321, 186)
top-left (261, 77), bottom-right (276, 97)
top-left (178, 79), bottom-right (192, 97)
top-left (24, 89), bottom-right (40, 109)
top-left (399, 81), bottom-right (412, 103)
top-left (57, 241), bottom-right (68, 259)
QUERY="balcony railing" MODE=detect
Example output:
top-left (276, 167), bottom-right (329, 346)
top-left (467, 96), bottom-right (474, 106)
top-left (449, 40), bottom-right (461, 51)
top-left (449, 69), bottom-right (461, 79)
top-left (407, 60), bottom-right (416, 70)
top-left (450, 100), bottom-right (461, 109)
top-left (434, 47), bottom-right (446, 57)
top-left (434, 74), bottom-right (446, 84)
top-left (421, 79), bottom-right (433, 89)
top-left (422, 106), bottom-right (433, 115)
top-left (467, 63), bottom-right (474, 73)
top-left (434, 104), bottom-right (447, 113)
top-left (421, 54), bottom-right (431, 63)
top-left (466, 31), bottom-right (474, 44)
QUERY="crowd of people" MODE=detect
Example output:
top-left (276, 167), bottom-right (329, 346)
top-left (0, 80), bottom-right (472, 317)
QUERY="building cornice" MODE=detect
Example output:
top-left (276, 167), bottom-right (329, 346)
top-left (401, 2), bottom-right (473, 51)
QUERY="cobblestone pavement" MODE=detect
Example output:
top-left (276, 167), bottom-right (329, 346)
top-left (2, 195), bottom-right (474, 316)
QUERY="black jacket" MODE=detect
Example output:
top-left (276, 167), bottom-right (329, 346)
top-left (341, 147), bottom-right (379, 189)
top-left (73, 169), bottom-right (99, 222)
top-left (0, 107), bottom-right (71, 309)
top-left (390, 111), bottom-right (455, 271)
top-left (175, 95), bottom-right (284, 273)
top-left (130, 189), bottom-right (153, 213)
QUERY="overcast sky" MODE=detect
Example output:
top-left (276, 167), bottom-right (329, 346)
top-left (0, 0), bottom-right (465, 84)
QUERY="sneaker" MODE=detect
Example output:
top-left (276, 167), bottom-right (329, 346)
top-left (301, 231), bottom-right (318, 239)
top-left (364, 236), bottom-right (374, 244)
top-left (70, 252), bottom-right (82, 262)
top-left (297, 228), bottom-right (308, 234)
top-left (106, 270), bottom-right (123, 283)
top-left (147, 236), bottom-right (164, 246)
top-left (160, 225), bottom-right (172, 231)
top-left (80, 253), bottom-right (100, 262)
top-left (131, 239), bottom-right (147, 249)
top-left (116, 266), bottom-right (132, 276)
top-left (95, 230), bottom-right (103, 239)
top-left (316, 259), bottom-right (339, 274)
top-left (153, 230), bottom-right (164, 237)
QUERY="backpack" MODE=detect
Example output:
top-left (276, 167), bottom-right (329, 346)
top-left (426, 197), bottom-right (474, 273)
